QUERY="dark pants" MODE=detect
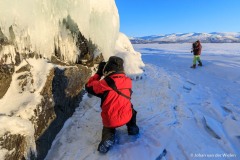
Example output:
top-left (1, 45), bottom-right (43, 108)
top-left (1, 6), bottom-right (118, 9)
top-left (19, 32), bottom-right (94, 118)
top-left (98, 108), bottom-right (139, 153)
top-left (101, 108), bottom-right (138, 142)
top-left (101, 127), bottom-right (116, 142)
top-left (126, 108), bottom-right (137, 128)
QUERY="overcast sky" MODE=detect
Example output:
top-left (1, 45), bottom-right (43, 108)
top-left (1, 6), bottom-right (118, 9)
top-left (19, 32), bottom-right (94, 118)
top-left (115, 0), bottom-right (240, 37)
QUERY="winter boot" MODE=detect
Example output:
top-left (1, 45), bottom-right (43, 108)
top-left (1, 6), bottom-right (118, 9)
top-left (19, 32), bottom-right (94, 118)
top-left (190, 64), bottom-right (196, 69)
top-left (97, 127), bottom-right (115, 153)
top-left (98, 136), bottom-right (115, 153)
top-left (126, 109), bottom-right (139, 135)
top-left (198, 61), bottom-right (203, 66)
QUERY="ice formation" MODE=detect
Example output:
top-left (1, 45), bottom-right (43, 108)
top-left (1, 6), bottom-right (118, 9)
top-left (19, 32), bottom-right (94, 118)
top-left (0, 0), bottom-right (119, 62)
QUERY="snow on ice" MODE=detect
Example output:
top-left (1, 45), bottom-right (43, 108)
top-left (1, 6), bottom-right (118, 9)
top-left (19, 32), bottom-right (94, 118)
top-left (45, 43), bottom-right (240, 160)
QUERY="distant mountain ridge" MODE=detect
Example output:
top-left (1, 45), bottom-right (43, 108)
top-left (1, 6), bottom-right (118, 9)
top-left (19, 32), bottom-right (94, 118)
top-left (130, 32), bottom-right (240, 44)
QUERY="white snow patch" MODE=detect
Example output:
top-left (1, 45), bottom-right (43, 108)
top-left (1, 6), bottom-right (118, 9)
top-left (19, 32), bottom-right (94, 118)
top-left (0, 148), bottom-right (9, 160)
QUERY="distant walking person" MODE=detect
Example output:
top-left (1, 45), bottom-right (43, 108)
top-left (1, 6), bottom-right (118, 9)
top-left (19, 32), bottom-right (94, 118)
top-left (191, 40), bottom-right (203, 68)
top-left (85, 56), bottom-right (139, 154)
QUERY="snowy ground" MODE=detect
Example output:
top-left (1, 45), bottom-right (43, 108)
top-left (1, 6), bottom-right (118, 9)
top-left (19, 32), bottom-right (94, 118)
top-left (45, 43), bottom-right (240, 160)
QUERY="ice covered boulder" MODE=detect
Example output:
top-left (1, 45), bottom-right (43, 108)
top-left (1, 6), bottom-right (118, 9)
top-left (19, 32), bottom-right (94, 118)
top-left (0, 58), bottom-right (92, 160)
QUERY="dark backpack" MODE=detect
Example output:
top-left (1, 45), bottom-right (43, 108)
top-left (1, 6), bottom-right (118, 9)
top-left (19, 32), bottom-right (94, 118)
top-left (192, 42), bottom-right (198, 49)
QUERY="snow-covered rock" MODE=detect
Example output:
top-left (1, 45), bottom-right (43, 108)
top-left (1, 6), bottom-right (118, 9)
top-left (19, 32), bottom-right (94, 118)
top-left (0, 1), bottom-right (145, 159)
top-left (0, 58), bottom-right (92, 160)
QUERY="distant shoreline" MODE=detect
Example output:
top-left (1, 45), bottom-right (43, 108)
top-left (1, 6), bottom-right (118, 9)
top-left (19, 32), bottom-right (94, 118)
top-left (131, 41), bottom-right (240, 44)
top-left (130, 32), bottom-right (240, 44)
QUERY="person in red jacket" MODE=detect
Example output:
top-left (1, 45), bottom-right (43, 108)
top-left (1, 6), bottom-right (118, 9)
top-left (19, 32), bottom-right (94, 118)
top-left (85, 56), bottom-right (139, 153)
top-left (191, 40), bottom-right (203, 68)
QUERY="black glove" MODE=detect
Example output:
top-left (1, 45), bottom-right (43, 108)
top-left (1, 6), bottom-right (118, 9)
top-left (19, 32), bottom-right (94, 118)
top-left (96, 62), bottom-right (106, 76)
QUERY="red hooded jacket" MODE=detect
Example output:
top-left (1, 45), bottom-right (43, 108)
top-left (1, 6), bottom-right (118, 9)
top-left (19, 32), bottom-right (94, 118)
top-left (85, 72), bottom-right (133, 128)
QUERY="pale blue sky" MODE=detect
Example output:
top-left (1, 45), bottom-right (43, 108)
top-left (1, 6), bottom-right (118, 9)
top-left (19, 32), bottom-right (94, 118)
top-left (115, 0), bottom-right (240, 37)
